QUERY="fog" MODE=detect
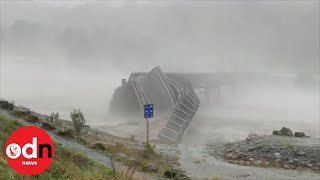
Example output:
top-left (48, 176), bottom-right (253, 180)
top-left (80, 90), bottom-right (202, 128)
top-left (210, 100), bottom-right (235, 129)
top-left (0, 1), bottom-right (319, 140)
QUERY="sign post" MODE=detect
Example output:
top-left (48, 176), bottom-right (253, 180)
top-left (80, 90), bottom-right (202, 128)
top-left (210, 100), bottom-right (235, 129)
top-left (144, 104), bottom-right (153, 144)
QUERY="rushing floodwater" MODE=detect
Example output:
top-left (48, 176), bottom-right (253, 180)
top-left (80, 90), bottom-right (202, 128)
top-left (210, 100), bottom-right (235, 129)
top-left (1, 56), bottom-right (319, 139)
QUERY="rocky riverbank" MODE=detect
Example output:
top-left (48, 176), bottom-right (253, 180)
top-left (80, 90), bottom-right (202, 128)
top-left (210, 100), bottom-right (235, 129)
top-left (208, 133), bottom-right (320, 173)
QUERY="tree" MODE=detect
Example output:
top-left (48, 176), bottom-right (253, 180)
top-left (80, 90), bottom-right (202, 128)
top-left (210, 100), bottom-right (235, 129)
top-left (70, 109), bottom-right (86, 133)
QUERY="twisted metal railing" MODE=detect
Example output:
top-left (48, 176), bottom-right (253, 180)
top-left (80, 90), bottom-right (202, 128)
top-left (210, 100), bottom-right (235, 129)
top-left (129, 67), bottom-right (200, 144)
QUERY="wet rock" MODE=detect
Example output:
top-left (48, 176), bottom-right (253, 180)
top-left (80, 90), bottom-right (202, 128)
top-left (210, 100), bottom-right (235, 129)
top-left (295, 132), bottom-right (305, 137)
top-left (300, 162), bottom-right (308, 167)
top-left (209, 133), bottom-right (320, 172)
top-left (297, 151), bottom-right (305, 156)
top-left (273, 127), bottom-right (293, 137)
top-left (226, 153), bottom-right (237, 160)
top-left (0, 99), bottom-right (14, 110)
top-left (279, 127), bottom-right (293, 137)
top-left (248, 147), bottom-right (256, 151)
top-left (174, 173), bottom-right (191, 180)
top-left (246, 134), bottom-right (258, 141)
top-left (164, 169), bottom-right (190, 180)
top-left (226, 149), bottom-right (233, 153)
top-left (237, 152), bottom-right (246, 159)
top-left (283, 164), bottom-right (290, 169)
top-left (0, 99), bottom-right (7, 106)
top-left (288, 159), bottom-right (294, 164)
top-left (273, 131), bottom-right (280, 135)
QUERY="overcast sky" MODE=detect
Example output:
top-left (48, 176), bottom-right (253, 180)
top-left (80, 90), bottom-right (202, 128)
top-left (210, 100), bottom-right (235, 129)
top-left (0, 0), bottom-right (319, 73)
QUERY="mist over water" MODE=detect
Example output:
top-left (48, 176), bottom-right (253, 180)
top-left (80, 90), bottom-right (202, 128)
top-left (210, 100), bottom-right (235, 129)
top-left (0, 1), bottom-right (319, 141)
top-left (185, 85), bottom-right (320, 145)
top-left (1, 55), bottom-right (125, 124)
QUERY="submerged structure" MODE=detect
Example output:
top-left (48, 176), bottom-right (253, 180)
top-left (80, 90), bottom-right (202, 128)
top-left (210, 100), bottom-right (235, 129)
top-left (109, 66), bottom-right (319, 144)
top-left (109, 66), bottom-right (200, 144)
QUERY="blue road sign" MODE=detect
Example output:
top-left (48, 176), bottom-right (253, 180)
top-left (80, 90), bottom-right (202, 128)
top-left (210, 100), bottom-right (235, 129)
top-left (144, 104), bottom-right (153, 118)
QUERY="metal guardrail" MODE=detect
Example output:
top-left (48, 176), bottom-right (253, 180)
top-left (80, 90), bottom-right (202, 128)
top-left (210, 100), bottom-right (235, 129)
top-left (129, 67), bottom-right (200, 144)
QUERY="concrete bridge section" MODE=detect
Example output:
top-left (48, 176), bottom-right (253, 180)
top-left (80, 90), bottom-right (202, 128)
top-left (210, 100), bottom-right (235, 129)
top-left (109, 66), bottom-right (200, 144)
top-left (168, 72), bottom-right (319, 105)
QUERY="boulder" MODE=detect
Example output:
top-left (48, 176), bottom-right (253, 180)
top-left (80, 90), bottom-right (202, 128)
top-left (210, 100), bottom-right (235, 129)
top-left (297, 151), bottom-right (305, 156)
top-left (273, 131), bottom-right (280, 135)
top-left (226, 153), bottom-right (237, 160)
top-left (273, 127), bottom-right (293, 137)
top-left (279, 127), bottom-right (293, 137)
top-left (164, 169), bottom-right (190, 180)
top-left (0, 99), bottom-right (14, 110)
top-left (248, 147), bottom-right (257, 151)
top-left (174, 173), bottom-right (191, 180)
top-left (0, 99), bottom-right (8, 107)
top-left (237, 152), bottom-right (247, 159)
top-left (6, 103), bottom-right (14, 111)
top-left (246, 133), bottom-right (258, 141)
top-left (294, 132), bottom-right (305, 137)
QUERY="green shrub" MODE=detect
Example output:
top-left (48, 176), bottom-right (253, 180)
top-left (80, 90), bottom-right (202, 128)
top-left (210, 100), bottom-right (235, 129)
top-left (12, 106), bottom-right (31, 116)
top-left (70, 109), bottom-right (86, 133)
top-left (25, 114), bottom-right (39, 123)
top-left (143, 143), bottom-right (155, 159)
top-left (48, 112), bottom-right (61, 126)
top-left (42, 122), bottom-right (56, 130)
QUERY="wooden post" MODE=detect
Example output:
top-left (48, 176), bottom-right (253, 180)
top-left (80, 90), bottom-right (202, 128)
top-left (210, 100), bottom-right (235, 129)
top-left (146, 118), bottom-right (149, 144)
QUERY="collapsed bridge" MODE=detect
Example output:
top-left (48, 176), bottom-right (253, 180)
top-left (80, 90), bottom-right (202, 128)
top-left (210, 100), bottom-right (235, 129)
top-left (109, 66), bottom-right (200, 144)
top-left (109, 66), bottom-right (319, 144)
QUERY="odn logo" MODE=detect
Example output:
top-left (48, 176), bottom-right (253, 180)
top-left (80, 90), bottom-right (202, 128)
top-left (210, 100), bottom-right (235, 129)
top-left (5, 126), bottom-right (54, 175)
